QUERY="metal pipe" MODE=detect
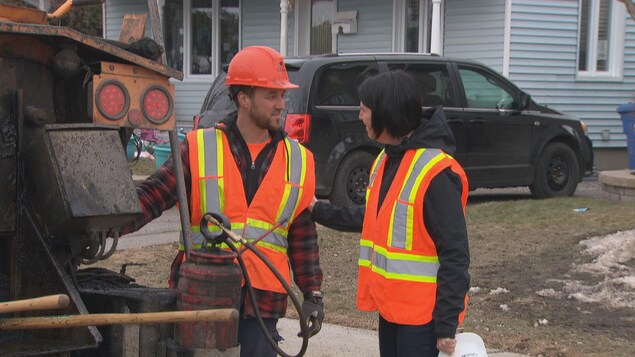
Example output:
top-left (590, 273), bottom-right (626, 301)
top-left (169, 130), bottom-right (192, 261)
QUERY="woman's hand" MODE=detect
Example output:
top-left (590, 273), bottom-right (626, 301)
top-left (437, 337), bottom-right (456, 355)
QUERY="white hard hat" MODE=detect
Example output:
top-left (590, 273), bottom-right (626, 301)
top-left (438, 332), bottom-right (488, 357)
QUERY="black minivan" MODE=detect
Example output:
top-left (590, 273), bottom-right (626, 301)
top-left (196, 53), bottom-right (594, 207)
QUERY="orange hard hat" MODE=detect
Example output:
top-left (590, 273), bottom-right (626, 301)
top-left (225, 46), bottom-right (298, 89)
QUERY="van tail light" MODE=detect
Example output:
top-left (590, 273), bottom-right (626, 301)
top-left (142, 85), bottom-right (173, 124)
top-left (284, 114), bottom-right (311, 143)
top-left (95, 80), bottom-right (129, 120)
top-left (580, 120), bottom-right (588, 134)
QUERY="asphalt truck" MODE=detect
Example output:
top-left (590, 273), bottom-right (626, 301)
top-left (0, 2), bottom-right (233, 356)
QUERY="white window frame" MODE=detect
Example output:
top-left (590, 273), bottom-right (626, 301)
top-left (393, 0), bottom-right (431, 53)
top-left (576, 0), bottom-right (625, 81)
top-left (182, 0), bottom-right (241, 81)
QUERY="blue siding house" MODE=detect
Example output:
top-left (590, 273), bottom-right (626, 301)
top-left (104, 0), bottom-right (635, 170)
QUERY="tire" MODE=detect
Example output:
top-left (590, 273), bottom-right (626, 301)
top-left (529, 142), bottom-right (580, 199)
top-left (330, 151), bottom-right (375, 207)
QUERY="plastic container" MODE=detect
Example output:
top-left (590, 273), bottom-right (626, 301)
top-left (153, 132), bottom-right (186, 168)
top-left (126, 137), bottom-right (140, 160)
top-left (617, 102), bottom-right (635, 170)
top-left (153, 145), bottom-right (171, 168)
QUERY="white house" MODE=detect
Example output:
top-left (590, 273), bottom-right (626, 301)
top-left (103, 0), bottom-right (635, 170)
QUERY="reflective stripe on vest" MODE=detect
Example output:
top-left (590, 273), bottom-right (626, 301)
top-left (365, 153), bottom-right (386, 203)
top-left (358, 243), bottom-right (440, 283)
top-left (390, 149), bottom-right (444, 250)
top-left (361, 148), bottom-right (447, 282)
top-left (184, 130), bottom-right (306, 250)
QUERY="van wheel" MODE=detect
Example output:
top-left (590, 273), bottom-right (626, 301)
top-left (529, 142), bottom-right (579, 199)
top-left (330, 151), bottom-right (375, 207)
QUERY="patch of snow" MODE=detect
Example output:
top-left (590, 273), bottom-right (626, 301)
top-left (536, 288), bottom-right (563, 298)
top-left (561, 230), bottom-right (635, 309)
top-left (499, 304), bottom-right (510, 311)
top-left (489, 287), bottom-right (509, 295)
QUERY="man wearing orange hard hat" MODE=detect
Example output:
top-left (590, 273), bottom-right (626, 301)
top-left (119, 46), bottom-right (324, 356)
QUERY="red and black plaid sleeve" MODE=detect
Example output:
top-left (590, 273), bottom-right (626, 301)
top-left (119, 139), bottom-right (191, 235)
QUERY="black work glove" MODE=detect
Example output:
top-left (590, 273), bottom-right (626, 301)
top-left (297, 298), bottom-right (324, 338)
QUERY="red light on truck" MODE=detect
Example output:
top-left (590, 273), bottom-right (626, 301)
top-left (142, 85), bottom-right (173, 124)
top-left (284, 114), bottom-right (311, 143)
top-left (96, 80), bottom-right (129, 120)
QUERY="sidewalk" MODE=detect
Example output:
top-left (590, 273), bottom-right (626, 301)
top-left (276, 318), bottom-right (527, 357)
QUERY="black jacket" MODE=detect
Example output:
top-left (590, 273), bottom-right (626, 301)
top-left (312, 106), bottom-right (470, 338)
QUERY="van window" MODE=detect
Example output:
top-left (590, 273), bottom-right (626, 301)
top-left (458, 67), bottom-right (515, 110)
top-left (315, 63), bottom-right (377, 106)
top-left (385, 62), bottom-right (456, 107)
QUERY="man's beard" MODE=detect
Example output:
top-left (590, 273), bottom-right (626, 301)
top-left (250, 105), bottom-right (281, 131)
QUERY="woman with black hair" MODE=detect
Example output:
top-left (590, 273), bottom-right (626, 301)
top-left (310, 70), bottom-right (470, 357)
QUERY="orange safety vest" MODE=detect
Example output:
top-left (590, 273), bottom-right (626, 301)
top-left (357, 148), bottom-right (469, 325)
top-left (185, 128), bottom-right (315, 293)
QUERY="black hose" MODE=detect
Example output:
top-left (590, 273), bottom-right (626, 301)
top-left (223, 238), bottom-right (310, 357)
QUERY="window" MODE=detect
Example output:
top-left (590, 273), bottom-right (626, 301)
top-left (577, 0), bottom-right (625, 79)
top-left (163, 0), bottom-right (239, 78)
top-left (311, 0), bottom-right (333, 55)
top-left (386, 62), bottom-right (456, 107)
top-left (458, 67), bottom-right (515, 110)
top-left (395, 0), bottom-right (432, 53)
top-left (315, 63), bottom-right (377, 106)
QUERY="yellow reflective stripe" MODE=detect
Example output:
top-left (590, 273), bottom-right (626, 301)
top-left (387, 150), bottom-right (423, 249)
top-left (277, 182), bottom-right (292, 220)
top-left (243, 219), bottom-right (289, 249)
top-left (388, 149), bottom-right (445, 250)
top-left (218, 240), bottom-right (287, 253)
top-left (216, 130), bottom-right (225, 212)
top-left (360, 239), bottom-right (373, 247)
top-left (199, 129), bottom-right (225, 215)
top-left (299, 142), bottom-right (307, 185)
top-left (366, 151), bottom-right (385, 202)
top-left (370, 245), bottom-right (439, 283)
top-left (409, 152), bottom-right (445, 203)
top-left (196, 130), bottom-right (207, 214)
top-left (372, 245), bottom-right (439, 263)
top-left (358, 239), bottom-right (373, 267)
top-left (275, 139), bottom-right (306, 227)
top-left (369, 266), bottom-right (437, 283)
top-left (245, 218), bottom-right (286, 236)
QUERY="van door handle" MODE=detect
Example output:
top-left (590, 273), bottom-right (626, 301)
top-left (447, 119), bottom-right (462, 124)
top-left (469, 119), bottom-right (486, 124)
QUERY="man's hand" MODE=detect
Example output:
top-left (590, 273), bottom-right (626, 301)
top-left (437, 337), bottom-right (457, 355)
top-left (297, 298), bottom-right (324, 337)
top-left (308, 196), bottom-right (318, 212)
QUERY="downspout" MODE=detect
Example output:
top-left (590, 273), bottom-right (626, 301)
top-left (280, 0), bottom-right (288, 56)
top-left (430, 0), bottom-right (442, 55)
